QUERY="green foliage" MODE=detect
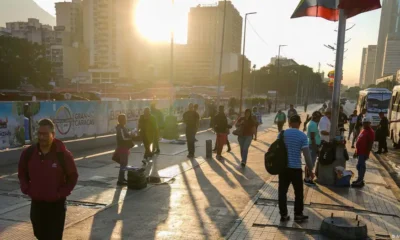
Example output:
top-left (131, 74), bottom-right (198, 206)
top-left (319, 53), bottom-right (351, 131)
top-left (368, 80), bottom-right (397, 91)
top-left (0, 36), bottom-right (54, 89)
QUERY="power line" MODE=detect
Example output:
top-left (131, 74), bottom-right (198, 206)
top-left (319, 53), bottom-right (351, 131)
top-left (247, 19), bottom-right (269, 47)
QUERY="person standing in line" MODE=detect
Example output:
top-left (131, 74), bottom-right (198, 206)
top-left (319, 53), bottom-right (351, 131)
top-left (274, 110), bottom-right (287, 132)
top-left (138, 108), bottom-right (158, 162)
top-left (252, 106), bottom-right (262, 141)
top-left (279, 115), bottom-right (314, 222)
top-left (338, 106), bottom-right (348, 129)
top-left (114, 114), bottom-right (135, 185)
top-left (213, 105), bottom-right (229, 160)
top-left (288, 104), bottom-right (298, 119)
top-left (235, 109), bottom-right (257, 167)
top-left (18, 119), bottom-right (78, 240)
top-left (150, 103), bottom-right (164, 154)
top-left (352, 117), bottom-right (375, 188)
top-left (183, 103), bottom-right (200, 158)
top-left (348, 110), bottom-right (358, 140)
top-left (318, 108), bottom-right (331, 143)
top-left (304, 111), bottom-right (322, 185)
top-left (376, 112), bottom-right (389, 154)
top-left (352, 109), bottom-right (367, 148)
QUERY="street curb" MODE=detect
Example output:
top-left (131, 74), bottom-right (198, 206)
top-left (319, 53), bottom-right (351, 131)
top-left (372, 152), bottom-right (400, 202)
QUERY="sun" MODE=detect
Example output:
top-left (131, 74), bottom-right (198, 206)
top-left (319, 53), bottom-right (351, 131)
top-left (135, 0), bottom-right (176, 42)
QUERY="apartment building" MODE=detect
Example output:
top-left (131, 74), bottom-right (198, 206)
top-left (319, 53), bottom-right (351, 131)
top-left (55, 0), bottom-right (83, 41)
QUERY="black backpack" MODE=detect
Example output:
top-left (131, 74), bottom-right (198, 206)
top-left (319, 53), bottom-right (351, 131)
top-left (23, 145), bottom-right (67, 181)
top-left (318, 142), bottom-right (336, 165)
top-left (265, 131), bottom-right (288, 175)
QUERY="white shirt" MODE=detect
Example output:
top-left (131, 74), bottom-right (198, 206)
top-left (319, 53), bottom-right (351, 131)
top-left (318, 116), bottom-right (331, 142)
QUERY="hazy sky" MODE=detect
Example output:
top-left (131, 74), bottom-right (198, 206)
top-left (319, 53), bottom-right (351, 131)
top-left (34, 0), bottom-right (382, 86)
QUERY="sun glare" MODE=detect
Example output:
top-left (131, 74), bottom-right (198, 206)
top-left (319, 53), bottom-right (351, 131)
top-left (135, 0), bottom-right (178, 42)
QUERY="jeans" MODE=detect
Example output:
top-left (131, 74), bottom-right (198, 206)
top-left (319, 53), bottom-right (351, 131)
top-left (378, 135), bottom-right (388, 152)
top-left (31, 199), bottom-right (67, 240)
top-left (356, 155), bottom-right (368, 182)
top-left (277, 121), bottom-right (284, 132)
top-left (348, 123), bottom-right (355, 139)
top-left (186, 129), bottom-right (196, 155)
top-left (352, 128), bottom-right (360, 146)
top-left (118, 153), bottom-right (129, 181)
top-left (238, 135), bottom-right (252, 164)
top-left (305, 144), bottom-right (319, 179)
top-left (142, 136), bottom-right (153, 158)
top-left (279, 168), bottom-right (303, 216)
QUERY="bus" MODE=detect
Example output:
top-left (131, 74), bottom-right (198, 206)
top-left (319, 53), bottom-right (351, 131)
top-left (388, 86), bottom-right (400, 147)
top-left (356, 88), bottom-right (392, 128)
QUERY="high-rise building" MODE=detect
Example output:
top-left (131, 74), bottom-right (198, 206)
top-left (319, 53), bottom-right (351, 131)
top-left (359, 48), bottom-right (367, 86)
top-left (364, 45), bottom-right (377, 87)
top-left (82, 0), bottom-right (139, 83)
top-left (382, 33), bottom-right (400, 77)
top-left (374, 0), bottom-right (400, 79)
top-left (55, 0), bottom-right (83, 41)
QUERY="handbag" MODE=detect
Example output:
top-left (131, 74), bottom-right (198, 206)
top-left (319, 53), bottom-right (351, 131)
top-left (232, 117), bottom-right (244, 136)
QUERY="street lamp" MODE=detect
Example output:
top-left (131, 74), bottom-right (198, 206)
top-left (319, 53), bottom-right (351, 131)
top-left (275, 44), bottom-right (287, 112)
top-left (217, 0), bottom-right (227, 106)
top-left (239, 12), bottom-right (257, 115)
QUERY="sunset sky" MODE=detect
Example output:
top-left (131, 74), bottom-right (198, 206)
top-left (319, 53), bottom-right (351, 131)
top-left (34, 0), bottom-right (382, 86)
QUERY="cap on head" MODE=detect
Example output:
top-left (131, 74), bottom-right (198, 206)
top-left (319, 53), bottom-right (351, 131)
top-left (289, 115), bottom-right (302, 124)
top-left (312, 111), bottom-right (322, 118)
top-left (362, 117), bottom-right (372, 123)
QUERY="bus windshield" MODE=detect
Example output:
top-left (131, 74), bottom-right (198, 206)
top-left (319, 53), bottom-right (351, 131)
top-left (366, 93), bottom-right (391, 113)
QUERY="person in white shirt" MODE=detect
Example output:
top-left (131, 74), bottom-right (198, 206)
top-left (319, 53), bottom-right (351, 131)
top-left (348, 110), bottom-right (358, 140)
top-left (318, 108), bottom-right (331, 143)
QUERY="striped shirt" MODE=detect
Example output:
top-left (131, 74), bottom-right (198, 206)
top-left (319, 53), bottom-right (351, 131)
top-left (278, 128), bottom-right (309, 169)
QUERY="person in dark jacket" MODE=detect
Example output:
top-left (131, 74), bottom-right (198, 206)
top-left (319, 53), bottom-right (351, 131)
top-left (115, 114), bottom-right (134, 185)
top-left (183, 103), bottom-right (200, 158)
top-left (151, 103), bottom-right (164, 154)
top-left (214, 105), bottom-right (229, 160)
top-left (236, 109), bottom-right (257, 167)
top-left (376, 112), bottom-right (389, 154)
top-left (138, 108), bottom-right (158, 162)
top-left (18, 118), bottom-right (78, 240)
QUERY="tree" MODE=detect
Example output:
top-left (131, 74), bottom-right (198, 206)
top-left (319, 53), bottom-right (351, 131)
top-left (0, 36), bottom-right (54, 89)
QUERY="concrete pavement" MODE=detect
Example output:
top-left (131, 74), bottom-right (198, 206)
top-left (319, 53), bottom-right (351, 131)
top-left (0, 105), bottom-right (320, 239)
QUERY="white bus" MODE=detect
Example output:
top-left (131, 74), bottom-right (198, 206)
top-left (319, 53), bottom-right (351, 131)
top-left (388, 86), bottom-right (400, 147)
top-left (357, 88), bottom-right (392, 128)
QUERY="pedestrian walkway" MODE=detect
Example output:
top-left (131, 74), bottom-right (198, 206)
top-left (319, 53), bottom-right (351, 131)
top-left (227, 135), bottom-right (400, 240)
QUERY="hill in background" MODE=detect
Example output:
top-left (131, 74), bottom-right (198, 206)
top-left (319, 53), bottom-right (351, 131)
top-left (0, 0), bottom-right (55, 26)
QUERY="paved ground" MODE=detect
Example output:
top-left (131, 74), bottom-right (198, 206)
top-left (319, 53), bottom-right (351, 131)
top-left (0, 105), bottom-right (318, 240)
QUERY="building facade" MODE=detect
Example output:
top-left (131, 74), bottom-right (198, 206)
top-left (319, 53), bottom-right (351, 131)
top-left (55, 0), bottom-right (83, 41)
top-left (382, 33), bottom-right (400, 77)
top-left (374, 0), bottom-right (400, 79)
top-left (359, 48), bottom-right (367, 86)
top-left (364, 45), bottom-right (377, 87)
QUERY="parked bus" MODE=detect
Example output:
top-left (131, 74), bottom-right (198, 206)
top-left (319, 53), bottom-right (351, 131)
top-left (388, 86), bottom-right (400, 147)
top-left (356, 88), bottom-right (392, 128)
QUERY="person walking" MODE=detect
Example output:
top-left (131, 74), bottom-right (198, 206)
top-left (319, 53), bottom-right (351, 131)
top-left (288, 104), bottom-right (298, 119)
top-left (348, 110), bottom-right (358, 140)
top-left (274, 110), bottom-right (287, 132)
top-left (213, 105), bottom-right (229, 160)
top-left (138, 108), bottom-right (158, 162)
top-left (338, 106), bottom-right (348, 129)
top-left (236, 109), bottom-right (257, 167)
top-left (318, 108), bottom-right (331, 143)
top-left (114, 114), bottom-right (135, 185)
top-left (194, 104), bottom-right (200, 142)
top-left (18, 118), bottom-right (78, 240)
top-left (305, 111), bottom-right (322, 185)
top-left (279, 115), bottom-right (314, 222)
top-left (252, 106), bottom-right (262, 141)
top-left (150, 103), bottom-right (164, 154)
top-left (352, 109), bottom-right (367, 148)
top-left (183, 103), bottom-right (200, 158)
top-left (376, 112), bottom-right (389, 154)
top-left (352, 117), bottom-right (375, 188)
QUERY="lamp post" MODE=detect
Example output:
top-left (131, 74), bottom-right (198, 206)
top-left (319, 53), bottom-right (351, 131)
top-left (239, 12), bottom-right (257, 114)
top-left (169, 0), bottom-right (175, 115)
top-left (274, 44), bottom-right (287, 112)
top-left (217, 0), bottom-right (227, 106)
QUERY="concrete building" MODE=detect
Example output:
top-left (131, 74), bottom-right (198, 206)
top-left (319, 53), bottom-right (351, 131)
top-left (376, 74), bottom-right (396, 84)
top-left (382, 33), bottom-right (400, 77)
top-left (55, 0), bottom-right (83, 41)
top-left (269, 57), bottom-right (299, 67)
top-left (5, 18), bottom-right (49, 44)
top-left (82, 0), bottom-right (140, 83)
top-left (359, 48), bottom-right (367, 86)
top-left (364, 45), bottom-right (377, 87)
top-left (0, 27), bottom-right (11, 36)
top-left (374, 0), bottom-right (400, 79)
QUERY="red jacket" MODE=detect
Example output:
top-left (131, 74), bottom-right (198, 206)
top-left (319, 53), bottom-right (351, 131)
top-left (18, 139), bottom-right (78, 202)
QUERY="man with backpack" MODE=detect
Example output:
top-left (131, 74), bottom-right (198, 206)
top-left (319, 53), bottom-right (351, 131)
top-left (278, 115), bottom-right (314, 222)
top-left (18, 118), bottom-right (78, 240)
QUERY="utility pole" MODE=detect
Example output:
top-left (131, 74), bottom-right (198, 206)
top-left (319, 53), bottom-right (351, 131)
top-left (239, 12), bottom-right (257, 114)
top-left (216, 0), bottom-right (227, 106)
top-left (275, 44), bottom-right (287, 112)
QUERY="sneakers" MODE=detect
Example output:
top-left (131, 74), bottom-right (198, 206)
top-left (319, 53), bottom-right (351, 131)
top-left (304, 179), bottom-right (316, 186)
top-left (294, 214), bottom-right (309, 222)
top-left (351, 180), bottom-right (365, 188)
top-left (240, 162), bottom-right (246, 168)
